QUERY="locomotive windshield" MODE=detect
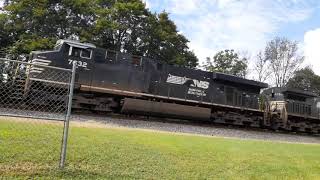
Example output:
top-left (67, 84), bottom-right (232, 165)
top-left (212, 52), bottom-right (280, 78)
top-left (68, 46), bottom-right (92, 59)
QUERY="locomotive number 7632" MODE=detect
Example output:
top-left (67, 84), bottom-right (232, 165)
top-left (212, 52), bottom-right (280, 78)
top-left (68, 59), bottom-right (88, 68)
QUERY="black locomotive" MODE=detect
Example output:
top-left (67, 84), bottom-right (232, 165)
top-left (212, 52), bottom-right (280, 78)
top-left (27, 40), bottom-right (320, 133)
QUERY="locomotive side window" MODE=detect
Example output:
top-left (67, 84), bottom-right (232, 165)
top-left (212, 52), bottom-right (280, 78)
top-left (70, 47), bottom-right (81, 57)
top-left (132, 55), bottom-right (141, 66)
top-left (94, 49), bottom-right (106, 63)
top-left (106, 50), bottom-right (117, 62)
top-left (81, 49), bottom-right (92, 59)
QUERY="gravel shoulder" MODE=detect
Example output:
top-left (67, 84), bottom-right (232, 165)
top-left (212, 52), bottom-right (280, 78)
top-left (71, 114), bottom-right (320, 144)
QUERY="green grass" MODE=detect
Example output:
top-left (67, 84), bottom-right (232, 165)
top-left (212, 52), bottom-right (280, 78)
top-left (1, 118), bottom-right (320, 179)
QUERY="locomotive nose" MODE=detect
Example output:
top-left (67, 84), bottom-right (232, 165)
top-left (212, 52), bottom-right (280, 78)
top-left (28, 52), bottom-right (52, 75)
top-left (30, 52), bottom-right (52, 66)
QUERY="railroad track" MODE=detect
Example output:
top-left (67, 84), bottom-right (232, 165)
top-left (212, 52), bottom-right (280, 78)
top-left (70, 113), bottom-right (320, 144)
top-left (72, 110), bottom-right (320, 140)
top-left (2, 102), bottom-right (319, 137)
top-left (1, 106), bottom-right (319, 143)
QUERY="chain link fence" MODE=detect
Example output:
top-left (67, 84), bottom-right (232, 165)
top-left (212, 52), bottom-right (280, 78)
top-left (0, 58), bottom-right (76, 175)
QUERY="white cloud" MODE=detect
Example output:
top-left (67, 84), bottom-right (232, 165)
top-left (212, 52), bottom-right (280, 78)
top-left (168, 0), bottom-right (200, 15)
top-left (147, 0), bottom-right (319, 69)
top-left (0, 1), bottom-right (4, 13)
top-left (143, 0), bottom-right (151, 9)
top-left (304, 28), bottom-right (320, 75)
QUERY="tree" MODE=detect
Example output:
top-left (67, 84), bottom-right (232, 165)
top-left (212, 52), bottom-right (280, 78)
top-left (93, 8), bottom-right (198, 67)
top-left (264, 37), bottom-right (303, 87)
top-left (253, 51), bottom-right (272, 82)
top-left (3, 0), bottom-right (98, 54)
top-left (203, 49), bottom-right (248, 78)
top-left (286, 67), bottom-right (320, 94)
top-left (149, 12), bottom-right (198, 68)
top-left (1, 0), bottom-right (198, 68)
top-left (92, 0), bottom-right (151, 53)
top-left (0, 13), bottom-right (14, 53)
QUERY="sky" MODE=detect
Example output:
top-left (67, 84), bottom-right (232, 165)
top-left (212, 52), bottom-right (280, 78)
top-left (0, 0), bottom-right (3, 12)
top-left (144, 0), bottom-right (320, 76)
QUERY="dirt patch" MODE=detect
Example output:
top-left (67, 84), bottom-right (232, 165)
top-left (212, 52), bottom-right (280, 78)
top-left (0, 116), bottom-right (63, 125)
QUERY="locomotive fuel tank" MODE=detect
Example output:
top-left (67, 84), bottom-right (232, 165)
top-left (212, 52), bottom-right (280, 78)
top-left (121, 98), bottom-right (211, 120)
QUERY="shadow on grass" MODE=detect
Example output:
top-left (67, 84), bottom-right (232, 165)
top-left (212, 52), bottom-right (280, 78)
top-left (55, 166), bottom-right (139, 179)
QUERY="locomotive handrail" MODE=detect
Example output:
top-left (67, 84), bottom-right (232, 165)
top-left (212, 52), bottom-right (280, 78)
top-left (0, 58), bottom-right (73, 72)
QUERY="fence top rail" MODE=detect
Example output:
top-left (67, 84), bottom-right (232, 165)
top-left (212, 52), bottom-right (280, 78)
top-left (0, 58), bottom-right (73, 72)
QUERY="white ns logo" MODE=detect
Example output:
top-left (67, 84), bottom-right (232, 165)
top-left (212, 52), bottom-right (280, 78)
top-left (191, 80), bottom-right (209, 89)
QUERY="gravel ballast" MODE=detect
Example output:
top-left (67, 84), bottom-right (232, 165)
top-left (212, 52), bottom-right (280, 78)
top-left (71, 114), bottom-right (320, 144)
top-left (1, 107), bottom-right (319, 144)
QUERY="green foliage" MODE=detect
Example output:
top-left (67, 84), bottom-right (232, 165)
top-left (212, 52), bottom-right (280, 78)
top-left (1, 0), bottom-right (198, 67)
top-left (1, 119), bottom-right (320, 179)
top-left (204, 49), bottom-right (248, 77)
top-left (286, 67), bottom-right (320, 94)
top-left (140, 12), bottom-right (198, 68)
top-left (9, 36), bottom-right (56, 55)
top-left (0, 13), bottom-right (14, 52)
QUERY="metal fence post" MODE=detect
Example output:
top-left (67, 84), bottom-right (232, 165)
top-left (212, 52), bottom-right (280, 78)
top-left (60, 61), bottom-right (76, 168)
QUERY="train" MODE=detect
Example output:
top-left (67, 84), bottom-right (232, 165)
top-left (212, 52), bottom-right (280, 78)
top-left (5, 39), bottom-right (320, 133)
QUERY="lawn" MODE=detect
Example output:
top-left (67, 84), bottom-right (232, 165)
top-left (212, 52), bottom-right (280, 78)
top-left (1, 118), bottom-right (320, 179)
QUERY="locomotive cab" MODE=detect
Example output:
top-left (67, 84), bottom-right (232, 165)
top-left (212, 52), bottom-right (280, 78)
top-left (30, 40), bottom-right (96, 69)
top-left (29, 40), bottom-right (97, 86)
top-left (62, 40), bottom-right (96, 86)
